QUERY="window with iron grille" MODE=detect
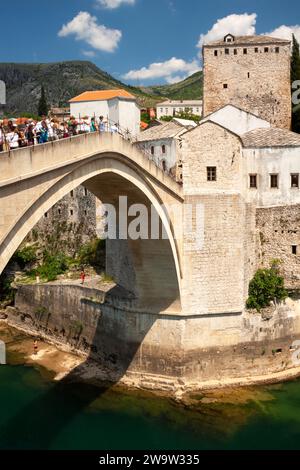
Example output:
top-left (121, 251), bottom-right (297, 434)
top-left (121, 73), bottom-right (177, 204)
top-left (207, 167), bottom-right (217, 182)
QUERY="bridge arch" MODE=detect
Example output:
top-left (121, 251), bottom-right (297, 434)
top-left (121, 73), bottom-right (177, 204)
top-left (0, 151), bottom-right (183, 313)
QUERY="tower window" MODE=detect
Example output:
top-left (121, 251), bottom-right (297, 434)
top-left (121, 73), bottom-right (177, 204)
top-left (275, 47), bottom-right (280, 53)
top-left (151, 146), bottom-right (154, 155)
top-left (58, 209), bottom-right (61, 215)
top-left (214, 50), bottom-right (218, 56)
top-left (207, 167), bottom-right (217, 182)
top-left (264, 47), bottom-right (269, 53)
top-left (223, 83), bottom-right (228, 89)
top-left (225, 48), bottom-right (229, 55)
top-left (270, 174), bottom-right (279, 188)
top-left (44, 212), bottom-right (48, 219)
top-left (292, 245), bottom-right (298, 255)
top-left (70, 209), bottom-right (74, 216)
top-left (291, 173), bottom-right (299, 188)
top-left (243, 48), bottom-right (248, 54)
top-left (162, 145), bottom-right (166, 154)
top-left (249, 174), bottom-right (257, 188)
top-left (247, 72), bottom-right (250, 78)
top-left (70, 190), bottom-right (74, 198)
top-left (84, 188), bottom-right (88, 196)
top-left (255, 47), bottom-right (259, 53)
top-left (234, 49), bottom-right (237, 55)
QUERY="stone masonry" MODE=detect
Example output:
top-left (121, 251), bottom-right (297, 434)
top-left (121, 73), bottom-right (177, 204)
top-left (257, 204), bottom-right (300, 288)
top-left (25, 186), bottom-right (97, 257)
top-left (203, 35), bottom-right (292, 129)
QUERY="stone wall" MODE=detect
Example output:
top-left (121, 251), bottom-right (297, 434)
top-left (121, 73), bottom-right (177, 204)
top-left (25, 186), bottom-right (97, 256)
top-left (256, 204), bottom-right (300, 288)
top-left (203, 42), bottom-right (291, 129)
top-left (6, 283), bottom-right (300, 391)
top-left (182, 121), bottom-right (243, 193)
top-left (181, 122), bottom-right (256, 315)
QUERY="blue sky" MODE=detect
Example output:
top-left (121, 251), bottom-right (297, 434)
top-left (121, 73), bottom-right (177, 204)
top-left (1, 0), bottom-right (299, 84)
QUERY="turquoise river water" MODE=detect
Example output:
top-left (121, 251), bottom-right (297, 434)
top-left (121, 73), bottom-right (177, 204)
top-left (1, 361), bottom-right (300, 450)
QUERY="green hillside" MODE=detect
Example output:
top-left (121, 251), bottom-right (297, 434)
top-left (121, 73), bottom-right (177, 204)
top-left (0, 62), bottom-right (203, 116)
top-left (140, 71), bottom-right (203, 101)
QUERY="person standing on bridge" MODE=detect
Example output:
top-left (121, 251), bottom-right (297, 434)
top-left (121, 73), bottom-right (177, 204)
top-left (90, 117), bottom-right (98, 133)
top-left (98, 116), bottom-right (106, 133)
top-left (0, 123), bottom-right (4, 152)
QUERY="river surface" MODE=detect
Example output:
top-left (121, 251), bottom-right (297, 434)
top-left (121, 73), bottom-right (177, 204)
top-left (1, 362), bottom-right (300, 450)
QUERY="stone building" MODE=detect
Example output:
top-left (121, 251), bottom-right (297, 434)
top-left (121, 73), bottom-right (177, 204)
top-left (181, 104), bottom-right (300, 294)
top-left (156, 100), bottom-right (203, 120)
top-left (135, 118), bottom-right (197, 182)
top-left (203, 34), bottom-right (292, 129)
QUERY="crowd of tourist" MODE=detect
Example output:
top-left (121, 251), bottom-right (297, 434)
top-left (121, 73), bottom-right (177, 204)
top-left (0, 115), bottom-right (119, 152)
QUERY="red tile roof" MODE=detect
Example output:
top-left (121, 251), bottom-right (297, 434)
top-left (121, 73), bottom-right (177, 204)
top-left (70, 89), bottom-right (136, 103)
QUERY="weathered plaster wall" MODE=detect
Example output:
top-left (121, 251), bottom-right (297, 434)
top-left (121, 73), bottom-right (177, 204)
top-left (244, 147), bottom-right (300, 207)
top-left (201, 105), bottom-right (271, 135)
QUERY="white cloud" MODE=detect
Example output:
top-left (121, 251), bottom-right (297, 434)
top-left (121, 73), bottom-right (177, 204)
top-left (197, 13), bottom-right (257, 52)
top-left (123, 57), bottom-right (201, 83)
top-left (266, 25), bottom-right (300, 45)
top-left (82, 50), bottom-right (96, 58)
top-left (196, 13), bottom-right (300, 55)
top-left (96, 0), bottom-right (135, 9)
top-left (58, 11), bottom-right (122, 53)
top-left (165, 75), bottom-right (185, 84)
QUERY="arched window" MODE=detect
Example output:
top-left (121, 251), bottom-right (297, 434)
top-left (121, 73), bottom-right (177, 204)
top-left (162, 160), bottom-right (167, 172)
top-left (162, 145), bottom-right (166, 154)
top-left (151, 146), bottom-right (154, 155)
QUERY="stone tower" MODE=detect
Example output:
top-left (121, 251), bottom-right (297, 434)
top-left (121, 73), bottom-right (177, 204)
top-left (203, 34), bottom-right (291, 129)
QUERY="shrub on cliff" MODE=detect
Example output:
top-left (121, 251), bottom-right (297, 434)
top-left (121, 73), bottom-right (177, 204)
top-left (78, 238), bottom-right (105, 270)
top-left (27, 252), bottom-right (69, 282)
top-left (13, 246), bottom-right (37, 269)
top-left (0, 272), bottom-right (15, 303)
top-left (246, 261), bottom-right (287, 311)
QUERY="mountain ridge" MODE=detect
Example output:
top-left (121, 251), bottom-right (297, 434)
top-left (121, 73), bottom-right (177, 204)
top-left (0, 61), bottom-right (203, 115)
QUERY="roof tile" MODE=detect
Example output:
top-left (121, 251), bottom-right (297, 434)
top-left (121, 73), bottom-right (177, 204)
top-left (241, 128), bottom-right (300, 148)
top-left (70, 89), bottom-right (136, 103)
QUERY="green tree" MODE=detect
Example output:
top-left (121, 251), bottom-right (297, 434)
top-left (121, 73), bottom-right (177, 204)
top-left (160, 111), bottom-right (201, 123)
top-left (246, 261), bottom-right (288, 311)
top-left (291, 34), bottom-right (300, 133)
top-left (38, 86), bottom-right (49, 117)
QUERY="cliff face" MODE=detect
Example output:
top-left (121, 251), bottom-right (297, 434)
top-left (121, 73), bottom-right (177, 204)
top-left (0, 61), bottom-right (156, 114)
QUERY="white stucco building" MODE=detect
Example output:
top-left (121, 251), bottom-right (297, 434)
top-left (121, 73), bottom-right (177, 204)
top-left (135, 118), bottom-right (197, 181)
top-left (156, 100), bottom-right (203, 120)
top-left (189, 104), bottom-right (300, 207)
top-left (69, 89), bottom-right (141, 136)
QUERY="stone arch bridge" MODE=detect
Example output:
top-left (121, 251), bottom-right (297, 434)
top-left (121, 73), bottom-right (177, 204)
top-left (0, 132), bottom-right (184, 313)
top-left (1, 129), bottom-right (280, 390)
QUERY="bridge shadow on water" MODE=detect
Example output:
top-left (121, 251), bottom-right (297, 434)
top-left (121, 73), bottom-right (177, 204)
top-left (0, 285), bottom-right (177, 450)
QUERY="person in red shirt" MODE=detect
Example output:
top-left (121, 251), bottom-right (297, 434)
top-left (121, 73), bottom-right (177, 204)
top-left (80, 269), bottom-right (86, 285)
